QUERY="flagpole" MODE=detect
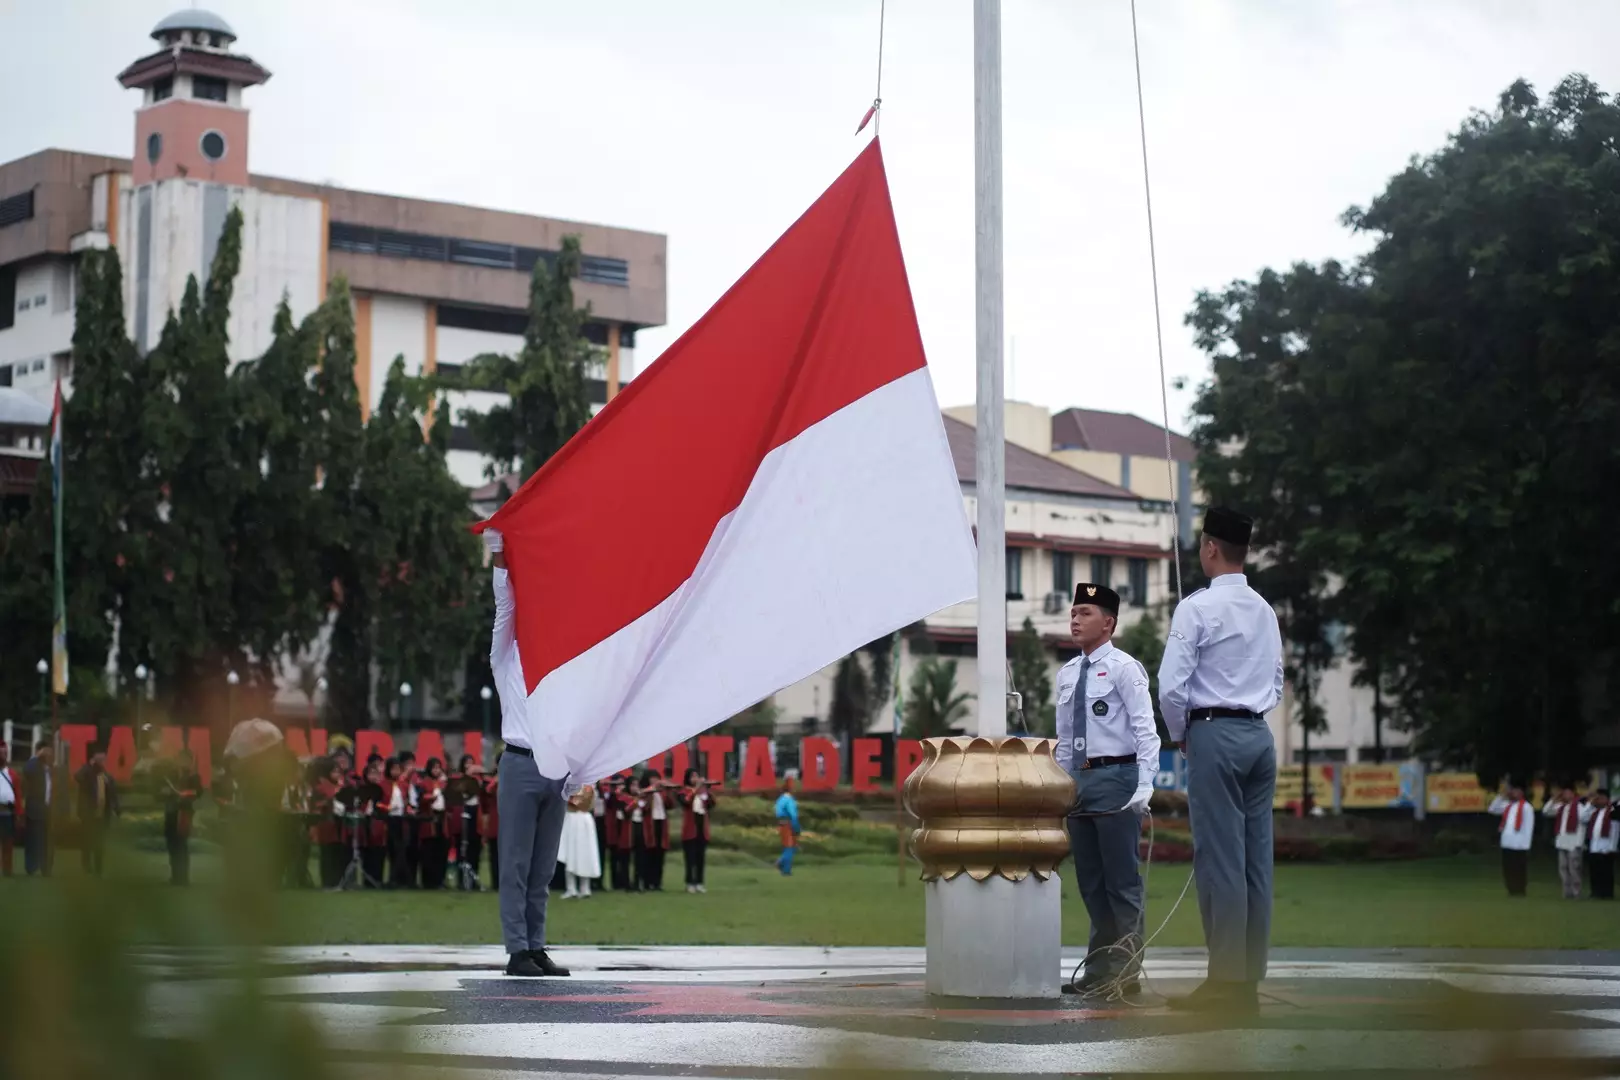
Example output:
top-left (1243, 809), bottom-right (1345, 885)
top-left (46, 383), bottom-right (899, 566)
top-left (974, 0), bottom-right (1007, 739)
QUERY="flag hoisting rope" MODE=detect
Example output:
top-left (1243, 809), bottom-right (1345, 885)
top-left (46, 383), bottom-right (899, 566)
top-left (857, 0), bottom-right (886, 135)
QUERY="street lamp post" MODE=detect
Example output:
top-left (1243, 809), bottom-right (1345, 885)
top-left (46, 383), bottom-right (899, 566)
top-left (134, 663), bottom-right (149, 731)
top-left (399, 681), bottom-right (413, 731)
top-left (35, 659), bottom-right (48, 722)
top-left (310, 675), bottom-right (327, 744)
top-left (479, 685), bottom-right (493, 751)
top-left (226, 669), bottom-right (240, 727)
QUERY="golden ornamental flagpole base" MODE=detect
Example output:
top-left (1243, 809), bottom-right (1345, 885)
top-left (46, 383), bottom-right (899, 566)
top-left (904, 735), bottom-right (1075, 998)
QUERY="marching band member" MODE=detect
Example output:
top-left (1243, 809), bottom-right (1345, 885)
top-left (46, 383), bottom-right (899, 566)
top-left (678, 769), bottom-right (716, 894)
top-left (397, 750), bottom-right (422, 886)
top-left (1588, 790), bottom-right (1616, 900)
top-left (558, 785), bottom-right (602, 898)
top-left (480, 755), bottom-right (501, 890)
top-left (354, 759), bottom-right (389, 886)
top-left (633, 771), bottom-right (670, 891)
top-left (384, 758), bottom-right (411, 888)
top-left (1489, 786), bottom-right (1535, 896)
top-left (162, 751), bottom-right (203, 887)
top-left (417, 758), bottom-right (450, 890)
top-left (608, 776), bottom-right (636, 891)
top-left (446, 755), bottom-right (484, 891)
top-left (1544, 786), bottom-right (1593, 899)
top-left (311, 757), bottom-right (346, 888)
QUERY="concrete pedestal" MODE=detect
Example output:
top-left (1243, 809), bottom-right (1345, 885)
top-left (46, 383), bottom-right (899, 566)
top-left (924, 873), bottom-right (1063, 998)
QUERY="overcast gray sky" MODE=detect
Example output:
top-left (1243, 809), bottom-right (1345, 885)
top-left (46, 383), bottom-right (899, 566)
top-left (6, 0), bottom-right (1618, 432)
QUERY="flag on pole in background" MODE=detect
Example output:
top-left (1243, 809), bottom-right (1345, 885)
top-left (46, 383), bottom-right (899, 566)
top-left (476, 139), bottom-right (976, 782)
top-left (50, 378), bottom-right (68, 695)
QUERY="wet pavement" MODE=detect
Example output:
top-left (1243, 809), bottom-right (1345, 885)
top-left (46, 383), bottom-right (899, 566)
top-left (142, 946), bottom-right (1620, 1077)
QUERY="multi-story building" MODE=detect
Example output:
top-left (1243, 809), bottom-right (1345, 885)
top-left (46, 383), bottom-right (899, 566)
top-left (0, 9), bottom-right (667, 489)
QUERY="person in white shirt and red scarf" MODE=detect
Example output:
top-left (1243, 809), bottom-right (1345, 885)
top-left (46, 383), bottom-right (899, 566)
top-left (1543, 786), bottom-right (1593, 899)
top-left (1584, 790), bottom-right (1614, 900)
top-left (1488, 787), bottom-right (1534, 896)
top-left (0, 744), bottom-right (21, 877)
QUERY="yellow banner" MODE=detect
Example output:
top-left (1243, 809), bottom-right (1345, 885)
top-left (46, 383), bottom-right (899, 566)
top-left (1426, 772), bottom-right (1493, 814)
top-left (1341, 764), bottom-right (1406, 808)
top-left (1274, 764), bottom-right (1335, 809)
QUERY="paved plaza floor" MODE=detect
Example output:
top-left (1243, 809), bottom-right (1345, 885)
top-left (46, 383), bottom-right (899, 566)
top-left (143, 945), bottom-right (1620, 1077)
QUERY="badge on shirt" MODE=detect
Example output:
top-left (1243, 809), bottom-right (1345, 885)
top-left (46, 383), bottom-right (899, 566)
top-left (1072, 736), bottom-right (1086, 753)
top-left (1092, 700), bottom-right (1109, 717)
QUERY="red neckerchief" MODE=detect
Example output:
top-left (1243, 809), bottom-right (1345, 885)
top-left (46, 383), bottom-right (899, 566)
top-left (1500, 800), bottom-right (1525, 832)
top-left (1561, 802), bottom-right (1580, 834)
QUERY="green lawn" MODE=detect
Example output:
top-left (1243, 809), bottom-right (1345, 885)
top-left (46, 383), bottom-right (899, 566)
top-left (6, 844), bottom-right (1618, 951)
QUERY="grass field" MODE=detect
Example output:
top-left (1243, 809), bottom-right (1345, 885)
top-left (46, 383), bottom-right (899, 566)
top-left (5, 843), bottom-right (1618, 951)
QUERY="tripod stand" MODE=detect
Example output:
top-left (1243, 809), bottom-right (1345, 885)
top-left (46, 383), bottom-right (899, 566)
top-left (453, 808), bottom-right (481, 890)
top-left (335, 812), bottom-right (381, 891)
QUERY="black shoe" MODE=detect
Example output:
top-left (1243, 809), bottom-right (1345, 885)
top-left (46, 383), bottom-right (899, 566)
top-left (505, 952), bottom-right (545, 977)
top-left (529, 949), bottom-right (570, 977)
top-left (1062, 969), bottom-right (1108, 995)
top-left (1167, 980), bottom-right (1259, 1015)
top-left (1063, 970), bottom-right (1141, 998)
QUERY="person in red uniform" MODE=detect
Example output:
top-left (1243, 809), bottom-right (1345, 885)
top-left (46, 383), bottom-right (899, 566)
top-left (353, 759), bottom-right (389, 887)
top-left (606, 776), bottom-right (635, 892)
top-left (479, 755), bottom-right (501, 890)
top-left (0, 744), bottom-right (21, 877)
top-left (416, 758), bottom-right (450, 890)
top-left (678, 769), bottom-right (717, 894)
top-left (633, 771), bottom-right (671, 891)
top-left (310, 757), bottom-right (346, 888)
top-left (445, 755), bottom-right (484, 891)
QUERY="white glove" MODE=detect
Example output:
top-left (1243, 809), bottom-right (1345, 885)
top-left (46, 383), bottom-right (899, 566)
top-left (483, 527), bottom-right (503, 555)
top-left (1126, 783), bottom-right (1154, 814)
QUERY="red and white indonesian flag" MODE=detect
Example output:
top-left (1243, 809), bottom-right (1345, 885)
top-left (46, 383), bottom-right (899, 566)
top-left (476, 140), bottom-right (976, 782)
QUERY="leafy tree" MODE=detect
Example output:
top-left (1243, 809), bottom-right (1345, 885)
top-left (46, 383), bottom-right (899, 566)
top-left (448, 235), bottom-right (597, 488)
top-left (903, 658), bottom-right (973, 738)
top-left (1009, 617), bottom-right (1054, 736)
top-left (1187, 74), bottom-right (1620, 783)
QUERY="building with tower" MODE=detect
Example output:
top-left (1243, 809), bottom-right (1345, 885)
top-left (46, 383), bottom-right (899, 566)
top-left (0, 9), bottom-right (667, 488)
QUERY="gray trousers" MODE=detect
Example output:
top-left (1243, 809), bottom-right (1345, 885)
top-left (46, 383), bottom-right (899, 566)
top-left (1558, 848), bottom-right (1584, 898)
top-left (1067, 761), bottom-right (1145, 978)
top-left (496, 752), bottom-right (567, 956)
top-left (1186, 717), bottom-right (1275, 984)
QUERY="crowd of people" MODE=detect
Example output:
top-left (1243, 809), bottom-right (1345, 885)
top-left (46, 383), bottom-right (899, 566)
top-left (247, 738), bottom-right (726, 896)
top-left (1490, 785), bottom-right (1616, 899)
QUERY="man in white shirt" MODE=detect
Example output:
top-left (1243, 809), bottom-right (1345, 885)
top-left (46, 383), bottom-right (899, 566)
top-left (1488, 786), bottom-right (1534, 895)
top-left (1056, 583), bottom-right (1159, 999)
top-left (1157, 508), bottom-right (1283, 1016)
top-left (1543, 786), bottom-right (1593, 899)
top-left (1587, 790), bottom-right (1615, 900)
top-left (486, 527), bottom-right (571, 978)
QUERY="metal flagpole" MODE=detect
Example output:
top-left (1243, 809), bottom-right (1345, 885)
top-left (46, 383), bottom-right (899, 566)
top-left (974, 0), bottom-right (1007, 739)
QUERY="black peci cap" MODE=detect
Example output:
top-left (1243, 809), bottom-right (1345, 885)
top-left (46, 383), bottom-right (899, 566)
top-left (1072, 583), bottom-right (1121, 615)
top-left (1203, 506), bottom-right (1254, 546)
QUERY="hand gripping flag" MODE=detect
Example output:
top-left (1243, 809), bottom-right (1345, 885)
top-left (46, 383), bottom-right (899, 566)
top-left (475, 139), bottom-right (976, 782)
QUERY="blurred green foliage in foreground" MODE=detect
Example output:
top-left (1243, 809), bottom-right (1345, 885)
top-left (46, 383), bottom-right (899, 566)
top-left (0, 808), bottom-right (345, 1080)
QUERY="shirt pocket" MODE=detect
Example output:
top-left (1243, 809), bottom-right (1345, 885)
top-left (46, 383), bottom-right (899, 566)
top-left (1084, 671), bottom-right (1115, 719)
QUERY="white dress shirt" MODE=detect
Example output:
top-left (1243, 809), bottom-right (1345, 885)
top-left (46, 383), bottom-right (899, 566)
top-left (1589, 806), bottom-right (1618, 855)
top-left (1054, 640), bottom-right (1160, 790)
top-left (1544, 799), bottom-right (1593, 852)
top-left (0, 769), bottom-right (15, 808)
top-left (1157, 573), bottom-right (1284, 744)
top-left (491, 566), bottom-right (570, 778)
top-left (1489, 795), bottom-right (1534, 851)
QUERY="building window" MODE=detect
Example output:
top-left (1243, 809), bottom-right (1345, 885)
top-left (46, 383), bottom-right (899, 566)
top-left (331, 222), bottom-right (630, 287)
top-left (146, 132), bottom-right (163, 164)
top-left (1005, 547), bottom-right (1023, 600)
top-left (0, 364), bottom-right (11, 388)
top-left (152, 77), bottom-right (174, 102)
top-left (1, 266), bottom-right (14, 330)
top-left (1120, 455), bottom-right (1132, 490)
top-left (0, 190), bottom-right (35, 230)
top-left (199, 131), bottom-right (227, 162)
top-left (1127, 557), bottom-right (1149, 608)
top-left (936, 639), bottom-right (977, 658)
top-left (193, 76), bottom-right (229, 102)
top-left (1052, 550), bottom-right (1073, 598)
top-left (1089, 555), bottom-right (1112, 588)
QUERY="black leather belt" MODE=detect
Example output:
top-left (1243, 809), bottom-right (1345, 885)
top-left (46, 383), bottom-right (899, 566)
top-left (1084, 755), bottom-right (1136, 769)
top-left (504, 745), bottom-right (533, 758)
top-left (1189, 707), bottom-right (1261, 722)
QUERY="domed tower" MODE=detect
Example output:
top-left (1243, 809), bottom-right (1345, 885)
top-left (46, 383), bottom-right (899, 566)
top-left (117, 10), bottom-right (271, 188)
